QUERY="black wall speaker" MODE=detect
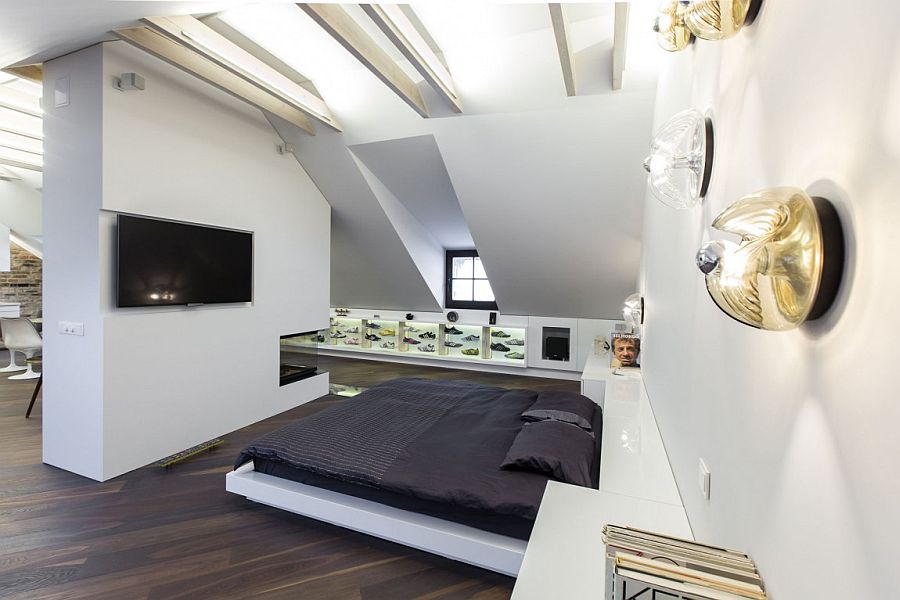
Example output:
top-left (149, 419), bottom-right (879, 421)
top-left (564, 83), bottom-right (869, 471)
top-left (489, 312), bottom-right (497, 325)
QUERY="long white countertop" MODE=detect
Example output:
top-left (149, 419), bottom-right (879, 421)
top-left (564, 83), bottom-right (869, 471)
top-left (599, 369), bottom-right (683, 506)
top-left (512, 482), bottom-right (692, 600)
top-left (512, 355), bottom-right (691, 599)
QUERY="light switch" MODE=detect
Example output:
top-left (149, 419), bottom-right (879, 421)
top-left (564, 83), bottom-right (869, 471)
top-left (58, 321), bottom-right (84, 336)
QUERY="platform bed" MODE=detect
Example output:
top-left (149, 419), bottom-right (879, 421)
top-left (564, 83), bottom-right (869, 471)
top-left (226, 461), bottom-right (529, 576)
top-left (225, 377), bottom-right (602, 576)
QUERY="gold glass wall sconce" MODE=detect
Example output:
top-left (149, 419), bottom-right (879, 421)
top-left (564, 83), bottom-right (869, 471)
top-left (644, 109), bottom-right (713, 209)
top-left (695, 187), bottom-right (845, 330)
top-left (653, 0), bottom-right (761, 52)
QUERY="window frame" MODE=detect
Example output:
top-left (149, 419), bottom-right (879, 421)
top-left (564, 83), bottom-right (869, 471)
top-left (444, 249), bottom-right (499, 311)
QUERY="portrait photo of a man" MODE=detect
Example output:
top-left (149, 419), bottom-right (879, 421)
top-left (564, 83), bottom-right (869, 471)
top-left (610, 333), bottom-right (641, 369)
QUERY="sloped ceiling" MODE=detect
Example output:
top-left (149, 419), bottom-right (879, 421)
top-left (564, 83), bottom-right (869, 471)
top-left (350, 135), bottom-right (473, 250)
top-left (267, 117), bottom-right (442, 312)
top-left (244, 3), bottom-right (659, 319)
top-left (350, 152), bottom-right (445, 307)
top-left (431, 98), bottom-right (650, 318)
top-left (0, 1), bottom-right (243, 67)
top-left (2, 2), bottom-right (662, 320)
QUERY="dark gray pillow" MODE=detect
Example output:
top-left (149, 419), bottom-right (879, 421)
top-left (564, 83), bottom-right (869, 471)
top-left (522, 390), bottom-right (596, 431)
top-left (500, 420), bottom-right (595, 486)
top-left (522, 408), bottom-right (592, 431)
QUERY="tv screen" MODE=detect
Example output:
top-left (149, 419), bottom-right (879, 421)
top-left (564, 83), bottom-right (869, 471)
top-left (117, 214), bottom-right (253, 308)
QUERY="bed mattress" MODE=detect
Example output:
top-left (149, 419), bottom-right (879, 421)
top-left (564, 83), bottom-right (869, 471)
top-left (236, 377), bottom-right (602, 540)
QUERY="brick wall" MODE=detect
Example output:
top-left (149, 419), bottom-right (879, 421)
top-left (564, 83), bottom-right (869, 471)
top-left (0, 243), bottom-right (42, 318)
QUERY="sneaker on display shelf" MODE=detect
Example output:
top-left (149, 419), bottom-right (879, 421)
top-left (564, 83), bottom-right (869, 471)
top-left (507, 338), bottom-right (525, 346)
top-left (418, 344), bottom-right (436, 353)
top-left (490, 342), bottom-right (510, 352)
top-left (331, 331), bottom-right (347, 339)
top-left (365, 333), bottom-right (381, 341)
top-left (345, 327), bottom-right (359, 333)
top-left (403, 337), bottom-right (421, 345)
top-left (345, 338), bottom-right (360, 345)
top-left (419, 331), bottom-right (436, 339)
top-left (491, 330), bottom-right (511, 338)
top-left (462, 334), bottom-right (480, 342)
top-left (444, 341), bottom-right (463, 348)
top-left (504, 351), bottom-right (525, 360)
top-left (461, 348), bottom-right (480, 356)
top-left (445, 326), bottom-right (463, 335)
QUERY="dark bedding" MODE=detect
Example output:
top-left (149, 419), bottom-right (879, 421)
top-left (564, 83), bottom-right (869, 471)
top-left (236, 377), bottom-right (602, 539)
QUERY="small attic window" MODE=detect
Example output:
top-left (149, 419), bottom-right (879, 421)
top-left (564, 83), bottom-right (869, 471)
top-left (445, 250), bottom-right (498, 311)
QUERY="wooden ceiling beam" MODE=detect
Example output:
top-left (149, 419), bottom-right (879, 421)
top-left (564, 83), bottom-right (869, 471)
top-left (0, 165), bottom-right (23, 181)
top-left (0, 136), bottom-right (42, 156)
top-left (612, 2), bottom-right (629, 90)
top-left (0, 86), bottom-right (42, 118)
top-left (0, 156), bottom-right (41, 172)
top-left (2, 64), bottom-right (43, 83)
top-left (142, 15), bottom-right (339, 131)
top-left (361, 4), bottom-right (462, 113)
top-left (113, 26), bottom-right (316, 135)
top-left (0, 123), bottom-right (42, 141)
top-left (549, 3), bottom-right (576, 97)
top-left (297, 3), bottom-right (430, 118)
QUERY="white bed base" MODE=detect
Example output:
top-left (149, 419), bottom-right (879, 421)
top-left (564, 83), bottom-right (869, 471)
top-left (225, 461), bottom-right (528, 576)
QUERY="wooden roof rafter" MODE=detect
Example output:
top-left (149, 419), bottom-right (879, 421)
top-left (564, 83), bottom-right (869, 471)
top-left (297, 3), bottom-right (430, 118)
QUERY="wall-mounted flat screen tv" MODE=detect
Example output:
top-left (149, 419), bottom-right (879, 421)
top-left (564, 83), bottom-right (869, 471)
top-left (117, 214), bottom-right (253, 308)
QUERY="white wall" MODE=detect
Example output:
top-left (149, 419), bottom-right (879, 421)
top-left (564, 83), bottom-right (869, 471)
top-left (0, 168), bottom-right (42, 237)
top-left (43, 41), bottom-right (330, 481)
top-left (42, 43), bottom-right (106, 480)
top-left (0, 224), bottom-right (9, 271)
top-left (641, 2), bottom-right (900, 598)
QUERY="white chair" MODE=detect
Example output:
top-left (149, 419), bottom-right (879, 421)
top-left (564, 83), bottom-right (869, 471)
top-left (0, 326), bottom-right (26, 372)
top-left (1, 318), bottom-right (41, 380)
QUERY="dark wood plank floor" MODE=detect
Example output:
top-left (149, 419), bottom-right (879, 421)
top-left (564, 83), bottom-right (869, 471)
top-left (0, 353), bottom-right (578, 599)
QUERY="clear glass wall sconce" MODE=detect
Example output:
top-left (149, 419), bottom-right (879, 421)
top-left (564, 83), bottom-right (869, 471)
top-left (644, 109), bottom-right (713, 209)
top-left (696, 187), bottom-right (844, 330)
top-left (623, 293), bottom-right (644, 330)
top-left (654, 0), bottom-right (758, 52)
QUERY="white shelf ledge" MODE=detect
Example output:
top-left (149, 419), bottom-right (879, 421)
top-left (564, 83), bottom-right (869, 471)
top-left (512, 356), bottom-right (691, 599)
top-left (319, 342), bottom-right (527, 368)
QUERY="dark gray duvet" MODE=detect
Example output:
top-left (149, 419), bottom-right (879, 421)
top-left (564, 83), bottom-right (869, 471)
top-left (236, 377), bottom-right (600, 530)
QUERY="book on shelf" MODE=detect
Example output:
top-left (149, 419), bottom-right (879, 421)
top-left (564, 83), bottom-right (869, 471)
top-left (603, 524), bottom-right (766, 600)
top-left (606, 525), bottom-right (749, 558)
top-left (604, 525), bottom-right (758, 578)
top-left (616, 568), bottom-right (758, 600)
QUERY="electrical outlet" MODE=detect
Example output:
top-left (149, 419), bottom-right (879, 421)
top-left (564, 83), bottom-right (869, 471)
top-left (699, 458), bottom-right (711, 500)
top-left (58, 321), bottom-right (85, 336)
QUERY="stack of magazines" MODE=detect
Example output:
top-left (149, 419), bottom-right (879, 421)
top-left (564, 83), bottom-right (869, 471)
top-left (602, 525), bottom-right (766, 600)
